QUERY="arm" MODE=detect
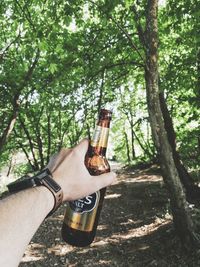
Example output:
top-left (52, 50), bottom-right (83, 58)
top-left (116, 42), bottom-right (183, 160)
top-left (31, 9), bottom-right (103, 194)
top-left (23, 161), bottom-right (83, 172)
top-left (0, 139), bottom-right (116, 267)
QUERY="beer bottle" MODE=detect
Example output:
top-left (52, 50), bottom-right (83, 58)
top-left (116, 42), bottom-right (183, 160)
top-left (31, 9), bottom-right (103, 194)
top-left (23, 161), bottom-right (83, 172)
top-left (61, 108), bottom-right (112, 247)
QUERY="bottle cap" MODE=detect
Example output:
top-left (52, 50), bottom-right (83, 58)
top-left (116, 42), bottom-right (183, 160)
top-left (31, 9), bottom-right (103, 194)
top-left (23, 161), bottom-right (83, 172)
top-left (99, 108), bottom-right (112, 120)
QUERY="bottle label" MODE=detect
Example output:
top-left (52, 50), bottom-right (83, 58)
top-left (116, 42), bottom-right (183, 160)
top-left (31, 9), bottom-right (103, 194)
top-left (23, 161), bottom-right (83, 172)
top-left (91, 125), bottom-right (109, 148)
top-left (64, 191), bottom-right (100, 232)
top-left (69, 193), bottom-right (98, 214)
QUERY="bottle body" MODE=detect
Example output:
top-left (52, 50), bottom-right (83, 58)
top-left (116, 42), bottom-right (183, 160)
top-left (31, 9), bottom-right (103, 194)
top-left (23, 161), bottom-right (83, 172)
top-left (61, 109), bottom-right (112, 247)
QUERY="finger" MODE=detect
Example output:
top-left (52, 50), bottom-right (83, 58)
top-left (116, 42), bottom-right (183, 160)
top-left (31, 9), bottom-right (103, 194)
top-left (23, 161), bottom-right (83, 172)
top-left (48, 149), bottom-right (72, 172)
top-left (74, 138), bottom-right (89, 156)
top-left (92, 172), bottom-right (116, 190)
top-left (47, 153), bottom-right (59, 170)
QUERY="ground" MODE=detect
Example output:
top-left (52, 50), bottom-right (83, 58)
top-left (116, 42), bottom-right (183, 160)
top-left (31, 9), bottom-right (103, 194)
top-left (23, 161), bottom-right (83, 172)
top-left (5, 164), bottom-right (199, 266)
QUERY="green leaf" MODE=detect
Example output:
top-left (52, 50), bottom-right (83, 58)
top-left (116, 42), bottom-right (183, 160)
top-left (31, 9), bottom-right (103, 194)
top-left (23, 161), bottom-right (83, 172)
top-left (49, 63), bottom-right (57, 74)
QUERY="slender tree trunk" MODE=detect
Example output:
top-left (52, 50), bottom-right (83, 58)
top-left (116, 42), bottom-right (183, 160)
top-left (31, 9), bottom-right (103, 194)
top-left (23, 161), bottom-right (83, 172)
top-left (13, 129), bottom-right (37, 171)
top-left (144, 0), bottom-right (199, 250)
top-left (18, 115), bottom-right (39, 170)
top-left (0, 49), bottom-right (39, 154)
top-left (198, 137), bottom-right (200, 157)
top-left (0, 93), bottom-right (20, 153)
top-left (6, 155), bottom-right (13, 177)
top-left (131, 126), bottom-right (153, 159)
top-left (35, 123), bottom-right (44, 169)
top-left (159, 92), bottom-right (199, 199)
top-left (130, 121), bottom-right (136, 159)
top-left (47, 113), bottom-right (51, 163)
top-left (97, 70), bottom-right (105, 114)
top-left (57, 110), bottom-right (62, 150)
top-left (196, 48), bottom-right (200, 107)
top-left (124, 129), bottom-right (131, 163)
top-left (196, 48), bottom-right (200, 157)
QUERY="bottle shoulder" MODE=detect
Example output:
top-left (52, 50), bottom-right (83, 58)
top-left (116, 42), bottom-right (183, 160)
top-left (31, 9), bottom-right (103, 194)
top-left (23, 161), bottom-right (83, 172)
top-left (85, 154), bottom-right (110, 175)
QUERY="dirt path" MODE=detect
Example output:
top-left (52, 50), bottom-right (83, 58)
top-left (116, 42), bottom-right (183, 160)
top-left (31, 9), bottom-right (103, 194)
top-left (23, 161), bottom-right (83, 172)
top-left (19, 166), bottom-right (191, 267)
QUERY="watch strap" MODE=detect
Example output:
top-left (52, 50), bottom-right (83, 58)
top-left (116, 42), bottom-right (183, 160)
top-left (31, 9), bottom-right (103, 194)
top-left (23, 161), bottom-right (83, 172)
top-left (7, 169), bottom-right (63, 217)
top-left (34, 169), bottom-right (63, 217)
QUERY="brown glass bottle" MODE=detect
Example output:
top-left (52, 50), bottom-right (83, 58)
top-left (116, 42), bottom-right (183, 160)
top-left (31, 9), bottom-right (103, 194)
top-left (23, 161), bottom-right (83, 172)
top-left (61, 109), bottom-right (112, 247)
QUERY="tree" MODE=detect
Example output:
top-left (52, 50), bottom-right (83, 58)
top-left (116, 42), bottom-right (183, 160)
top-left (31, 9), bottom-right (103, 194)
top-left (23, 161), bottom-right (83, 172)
top-left (158, 0), bottom-right (200, 198)
top-left (1, 1), bottom-right (199, 251)
top-left (82, 0), bottom-right (200, 249)
top-left (143, 0), bottom-right (199, 250)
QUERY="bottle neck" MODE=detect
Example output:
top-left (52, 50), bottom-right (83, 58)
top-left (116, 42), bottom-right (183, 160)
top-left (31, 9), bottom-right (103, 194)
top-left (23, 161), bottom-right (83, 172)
top-left (89, 120), bottom-right (110, 156)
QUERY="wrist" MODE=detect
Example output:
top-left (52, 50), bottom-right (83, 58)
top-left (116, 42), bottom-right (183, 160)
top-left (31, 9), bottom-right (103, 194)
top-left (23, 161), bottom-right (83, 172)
top-left (34, 186), bottom-right (55, 215)
top-left (36, 169), bottom-right (63, 216)
top-left (7, 169), bottom-right (63, 217)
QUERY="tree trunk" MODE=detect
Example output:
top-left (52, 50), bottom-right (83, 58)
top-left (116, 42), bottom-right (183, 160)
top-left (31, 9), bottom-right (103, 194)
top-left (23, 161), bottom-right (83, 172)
top-left (18, 115), bottom-right (39, 170)
top-left (47, 113), bottom-right (51, 163)
top-left (124, 129), bottom-right (131, 163)
top-left (131, 125), bottom-right (153, 159)
top-left (13, 129), bottom-right (37, 172)
top-left (0, 93), bottom-right (20, 153)
top-left (144, 0), bottom-right (199, 250)
top-left (130, 121), bottom-right (136, 159)
top-left (0, 49), bottom-right (40, 154)
top-left (35, 119), bottom-right (44, 170)
top-left (97, 70), bottom-right (105, 114)
top-left (159, 92), bottom-right (199, 199)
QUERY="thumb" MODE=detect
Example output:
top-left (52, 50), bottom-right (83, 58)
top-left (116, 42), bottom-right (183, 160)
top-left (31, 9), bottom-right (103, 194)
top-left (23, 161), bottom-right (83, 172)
top-left (92, 172), bottom-right (116, 191)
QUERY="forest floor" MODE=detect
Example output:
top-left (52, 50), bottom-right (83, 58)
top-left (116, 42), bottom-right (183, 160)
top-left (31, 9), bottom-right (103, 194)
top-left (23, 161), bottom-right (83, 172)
top-left (2, 163), bottom-right (199, 266)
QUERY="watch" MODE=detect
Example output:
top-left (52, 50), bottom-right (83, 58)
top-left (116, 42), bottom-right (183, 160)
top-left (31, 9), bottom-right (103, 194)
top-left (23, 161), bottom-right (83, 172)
top-left (7, 168), bottom-right (63, 217)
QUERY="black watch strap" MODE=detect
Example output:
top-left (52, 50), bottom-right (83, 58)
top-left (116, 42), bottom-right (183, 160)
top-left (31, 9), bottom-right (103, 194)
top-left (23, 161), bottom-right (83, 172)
top-left (7, 169), bottom-right (63, 217)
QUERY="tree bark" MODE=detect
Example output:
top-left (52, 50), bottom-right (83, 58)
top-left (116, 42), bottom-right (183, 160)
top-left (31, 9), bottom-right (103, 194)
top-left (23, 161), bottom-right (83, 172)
top-left (131, 128), bottom-right (136, 159)
top-left (0, 93), bottom-right (20, 153)
top-left (124, 129), bottom-right (131, 163)
top-left (144, 0), bottom-right (199, 250)
top-left (130, 120), bottom-right (136, 159)
top-left (0, 49), bottom-right (40, 154)
top-left (47, 113), bottom-right (51, 163)
top-left (131, 124), bottom-right (154, 159)
top-left (34, 110), bottom-right (45, 170)
top-left (159, 92), bottom-right (200, 199)
top-left (97, 70), bottom-right (105, 114)
top-left (18, 115), bottom-right (39, 170)
top-left (13, 129), bottom-right (37, 172)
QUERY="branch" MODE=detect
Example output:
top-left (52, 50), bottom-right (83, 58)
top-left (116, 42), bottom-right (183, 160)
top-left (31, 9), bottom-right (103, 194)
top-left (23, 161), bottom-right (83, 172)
top-left (13, 129), bottom-right (37, 171)
top-left (109, 16), bottom-right (145, 64)
top-left (17, 49), bottom-right (40, 104)
top-left (0, 93), bottom-right (20, 154)
top-left (89, 60), bottom-right (143, 81)
top-left (87, 0), bottom-right (145, 65)
top-left (18, 114), bottom-right (39, 170)
top-left (0, 32), bottom-right (21, 63)
top-left (130, 5), bottom-right (146, 48)
top-left (15, 0), bottom-right (36, 31)
top-left (23, 48), bottom-right (40, 83)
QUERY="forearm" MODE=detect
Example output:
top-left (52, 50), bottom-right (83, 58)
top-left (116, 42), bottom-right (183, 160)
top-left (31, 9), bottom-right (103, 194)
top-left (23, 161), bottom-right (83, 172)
top-left (0, 186), bottom-right (54, 267)
top-left (0, 139), bottom-right (116, 267)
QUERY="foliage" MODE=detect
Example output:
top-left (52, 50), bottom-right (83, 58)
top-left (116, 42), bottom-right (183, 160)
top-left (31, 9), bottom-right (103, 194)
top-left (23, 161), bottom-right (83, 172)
top-left (0, 0), bottom-right (198, 177)
top-left (159, 0), bottom-right (200, 170)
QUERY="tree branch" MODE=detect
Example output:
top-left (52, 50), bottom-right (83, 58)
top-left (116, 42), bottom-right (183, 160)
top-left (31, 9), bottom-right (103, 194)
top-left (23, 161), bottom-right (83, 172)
top-left (15, 0), bottom-right (36, 31)
top-left (109, 16), bottom-right (145, 64)
top-left (0, 32), bottom-right (21, 63)
top-left (130, 4), bottom-right (146, 48)
top-left (89, 60), bottom-right (143, 81)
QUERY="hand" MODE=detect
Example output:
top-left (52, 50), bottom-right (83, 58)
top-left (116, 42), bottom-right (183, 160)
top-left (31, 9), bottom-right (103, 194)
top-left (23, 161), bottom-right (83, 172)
top-left (47, 139), bottom-right (116, 201)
